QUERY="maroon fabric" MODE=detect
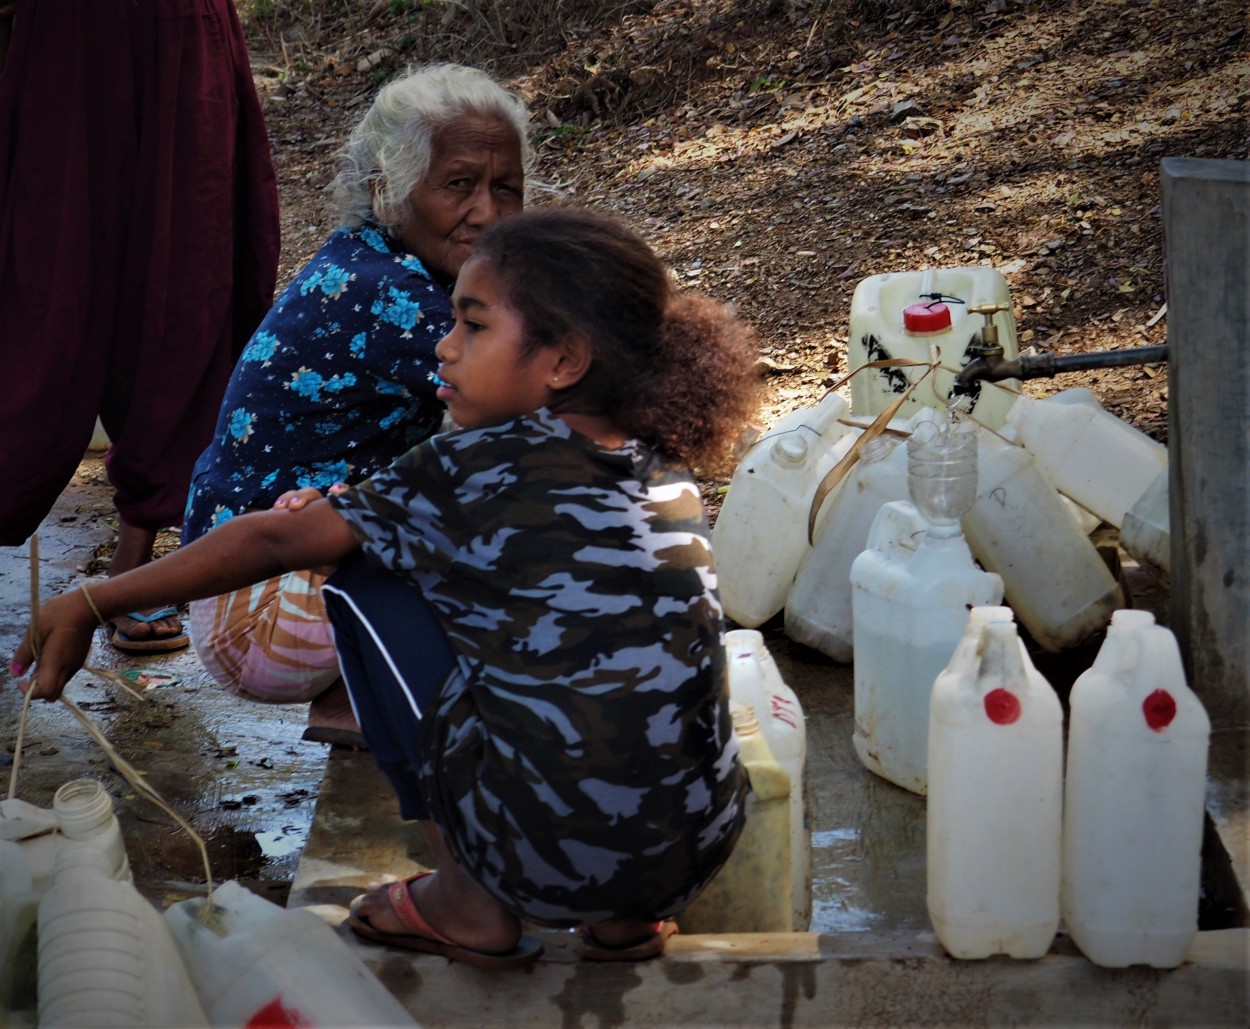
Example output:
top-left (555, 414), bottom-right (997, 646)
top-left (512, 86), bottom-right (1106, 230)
top-left (0, 0), bottom-right (280, 544)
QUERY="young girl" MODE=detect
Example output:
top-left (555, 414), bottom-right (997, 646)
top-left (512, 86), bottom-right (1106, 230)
top-left (12, 207), bottom-right (762, 968)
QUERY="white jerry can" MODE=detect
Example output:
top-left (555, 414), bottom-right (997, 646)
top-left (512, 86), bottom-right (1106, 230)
top-left (847, 267), bottom-right (1022, 428)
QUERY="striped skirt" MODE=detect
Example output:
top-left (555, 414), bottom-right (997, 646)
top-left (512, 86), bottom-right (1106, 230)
top-left (189, 571), bottom-right (340, 703)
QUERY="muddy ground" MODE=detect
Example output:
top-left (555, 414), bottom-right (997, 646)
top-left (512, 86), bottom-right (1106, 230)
top-left (0, 458), bottom-right (324, 904)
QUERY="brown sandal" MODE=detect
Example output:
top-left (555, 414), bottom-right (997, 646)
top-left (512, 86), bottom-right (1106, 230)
top-left (348, 872), bottom-right (544, 970)
top-left (577, 919), bottom-right (678, 962)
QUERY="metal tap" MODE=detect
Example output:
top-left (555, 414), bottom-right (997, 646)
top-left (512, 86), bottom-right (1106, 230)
top-left (952, 303), bottom-right (1168, 394)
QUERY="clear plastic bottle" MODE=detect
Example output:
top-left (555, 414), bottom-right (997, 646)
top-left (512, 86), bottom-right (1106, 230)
top-left (37, 844), bottom-right (206, 1027)
top-left (927, 617), bottom-right (1063, 959)
top-left (1062, 610), bottom-right (1210, 967)
top-left (712, 391), bottom-right (855, 627)
top-left (724, 629), bottom-right (811, 930)
top-left (678, 706), bottom-right (792, 933)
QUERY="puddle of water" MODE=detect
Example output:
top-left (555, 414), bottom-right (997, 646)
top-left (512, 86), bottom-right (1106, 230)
top-left (809, 825), bottom-right (930, 935)
top-left (256, 828), bottom-right (305, 860)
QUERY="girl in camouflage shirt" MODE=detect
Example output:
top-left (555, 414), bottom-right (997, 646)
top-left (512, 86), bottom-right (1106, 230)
top-left (16, 206), bottom-right (762, 968)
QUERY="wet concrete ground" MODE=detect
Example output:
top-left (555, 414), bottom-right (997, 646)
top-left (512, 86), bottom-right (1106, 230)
top-left (0, 456), bottom-right (327, 906)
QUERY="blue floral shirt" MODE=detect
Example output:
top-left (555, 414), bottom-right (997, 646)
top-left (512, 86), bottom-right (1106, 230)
top-left (183, 223), bottom-right (451, 543)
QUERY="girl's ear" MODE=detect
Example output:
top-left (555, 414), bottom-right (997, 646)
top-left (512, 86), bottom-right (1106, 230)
top-left (548, 331), bottom-right (594, 391)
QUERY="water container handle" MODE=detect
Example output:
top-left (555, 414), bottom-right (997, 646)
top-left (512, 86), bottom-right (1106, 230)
top-left (0, 797), bottom-right (61, 841)
top-left (800, 391), bottom-right (850, 438)
top-left (864, 500), bottom-right (927, 555)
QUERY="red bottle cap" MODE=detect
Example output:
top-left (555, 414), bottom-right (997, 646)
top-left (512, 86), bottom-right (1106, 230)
top-left (903, 302), bottom-right (953, 334)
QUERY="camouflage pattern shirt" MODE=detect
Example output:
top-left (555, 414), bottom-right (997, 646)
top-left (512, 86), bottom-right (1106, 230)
top-left (331, 408), bottom-right (747, 924)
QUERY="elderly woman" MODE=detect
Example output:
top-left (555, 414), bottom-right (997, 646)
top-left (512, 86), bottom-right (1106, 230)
top-left (182, 63), bottom-right (532, 744)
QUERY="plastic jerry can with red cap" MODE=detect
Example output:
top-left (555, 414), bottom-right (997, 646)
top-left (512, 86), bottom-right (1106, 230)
top-left (847, 267), bottom-right (1022, 428)
top-left (1062, 610), bottom-right (1209, 968)
top-left (927, 615), bottom-right (1063, 959)
top-left (165, 880), bottom-right (418, 1027)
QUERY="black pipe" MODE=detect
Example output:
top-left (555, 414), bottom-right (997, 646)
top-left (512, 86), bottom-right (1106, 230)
top-left (953, 344), bottom-right (1169, 393)
top-left (1017, 344), bottom-right (1169, 380)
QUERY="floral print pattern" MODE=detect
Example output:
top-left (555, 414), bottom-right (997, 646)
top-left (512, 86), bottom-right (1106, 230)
top-left (183, 223), bottom-right (451, 543)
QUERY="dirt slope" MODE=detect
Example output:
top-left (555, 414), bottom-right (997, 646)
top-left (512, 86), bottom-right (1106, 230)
top-left (242, 0), bottom-right (1248, 463)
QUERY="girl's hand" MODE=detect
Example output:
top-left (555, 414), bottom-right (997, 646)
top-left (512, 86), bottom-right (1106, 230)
top-left (273, 483), bottom-right (347, 512)
top-left (10, 591), bottom-right (98, 702)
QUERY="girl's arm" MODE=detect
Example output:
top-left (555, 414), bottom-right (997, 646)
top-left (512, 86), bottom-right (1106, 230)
top-left (12, 497), bottom-right (359, 702)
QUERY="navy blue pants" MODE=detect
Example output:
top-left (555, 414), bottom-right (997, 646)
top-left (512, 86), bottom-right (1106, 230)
top-left (322, 554), bottom-right (455, 820)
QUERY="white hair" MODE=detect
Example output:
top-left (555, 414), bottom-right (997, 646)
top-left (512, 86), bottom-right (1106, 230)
top-left (332, 63), bottom-right (535, 232)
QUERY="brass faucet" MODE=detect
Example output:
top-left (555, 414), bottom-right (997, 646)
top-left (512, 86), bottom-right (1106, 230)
top-left (952, 303), bottom-right (1014, 393)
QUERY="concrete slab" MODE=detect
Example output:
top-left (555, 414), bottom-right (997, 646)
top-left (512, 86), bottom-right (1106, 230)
top-left (290, 631), bottom-right (1250, 1027)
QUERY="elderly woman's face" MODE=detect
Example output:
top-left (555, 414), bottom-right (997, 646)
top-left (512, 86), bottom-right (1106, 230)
top-left (397, 114), bottom-right (524, 283)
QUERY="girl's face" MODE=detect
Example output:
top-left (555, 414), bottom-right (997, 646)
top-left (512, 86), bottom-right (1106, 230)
top-left (434, 256), bottom-right (559, 428)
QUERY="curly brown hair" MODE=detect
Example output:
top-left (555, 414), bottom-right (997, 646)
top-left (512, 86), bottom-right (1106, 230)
top-left (473, 206), bottom-right (761, 475)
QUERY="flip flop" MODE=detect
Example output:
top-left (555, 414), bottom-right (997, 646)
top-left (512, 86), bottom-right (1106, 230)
top-left (108, 607), bottom-right (190, 654)
top-left (576, 919), bottom-right (678, 962)
top-left (303, 681), bottom-right (367, 749)
top-left (348, 872), bottom-right (544, 970)
top-left (300, 725), bottom-right (368, 750)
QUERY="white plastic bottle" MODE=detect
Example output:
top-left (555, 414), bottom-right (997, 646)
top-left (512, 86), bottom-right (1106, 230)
top-left (2, 779), bottom-right (134, 1020)
top-left (0, 778), bottom-right (130, 896)
top-left (1062, 610), bottom-right (1210, 968)
top-left (962, 431), bottom-right (1123, 651)
top-left (164, 879), bottom-right (417, 1027)
top-left (927, 616), bottom-right (1063, 959)
top-left (52, 778), bottom-right (132, 883)
top-left (785, 433), bottom-right (910, 662)
top-left (678, 706), bottom-right (792, 933)
top-left (724, 629), bottom-right (811, 930)
top-left (712, 391), bottom-right (855, 627)
top-left (37, 844), bottom-right (207, 1028)
top-left (850, 500), bottom-right (1003, 794)
top-left (1004, 393), bottom-right (1168, 528)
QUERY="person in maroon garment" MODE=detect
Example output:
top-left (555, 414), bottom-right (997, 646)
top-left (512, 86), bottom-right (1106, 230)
top-left (0, 0), bottom-right (280, 652)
